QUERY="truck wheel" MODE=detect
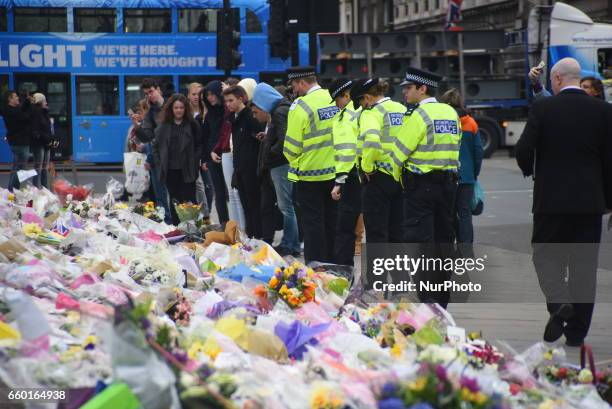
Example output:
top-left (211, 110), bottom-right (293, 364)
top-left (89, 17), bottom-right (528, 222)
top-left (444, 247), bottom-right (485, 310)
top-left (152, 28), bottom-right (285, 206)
top-left (476, 117), bottom-right (501, 158)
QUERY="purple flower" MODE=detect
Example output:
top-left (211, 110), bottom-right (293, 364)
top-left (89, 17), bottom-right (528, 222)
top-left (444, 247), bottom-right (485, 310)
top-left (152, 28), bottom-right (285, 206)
top-left (408, 404), bottom-right (434, 409)
top-left (460, 376), bottom-right (480, 393)
top-left (172, 349), bottom-right (188, 364)
top-left (378, 398), bottom-right (407, 409)
top-left (197, 364), bottom-right (214, 380)
top-left (435, 365), bottom-right (448, 382)
top-left (381, 382), bottom-right (398, 398)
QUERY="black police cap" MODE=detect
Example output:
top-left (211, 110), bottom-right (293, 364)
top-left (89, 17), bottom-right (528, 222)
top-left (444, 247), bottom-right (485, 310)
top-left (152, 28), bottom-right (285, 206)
top-left (399, 67), bottom-right (443, 88)
top-left (350, 78), bottom-right (379, 107)
top-left (328, 78), bottom-right (354, 102)
top-left (286, 66), bottom-right (317, 82)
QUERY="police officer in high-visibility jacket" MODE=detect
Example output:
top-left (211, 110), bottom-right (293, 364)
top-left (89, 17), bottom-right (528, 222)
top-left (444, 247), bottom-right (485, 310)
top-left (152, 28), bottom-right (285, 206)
top-left (327, 78), bottom-right (361, 266)
top-left (284, 66), bottom-right (339, 264)
top-left (352, 78), bottom-right (407, 243)
top-left (391, 68), bottom-right (461, 309)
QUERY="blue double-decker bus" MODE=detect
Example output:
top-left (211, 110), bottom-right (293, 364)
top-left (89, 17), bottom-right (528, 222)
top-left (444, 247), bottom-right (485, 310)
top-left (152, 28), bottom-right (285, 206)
top-left (0, 0), bottom-right (306, 163)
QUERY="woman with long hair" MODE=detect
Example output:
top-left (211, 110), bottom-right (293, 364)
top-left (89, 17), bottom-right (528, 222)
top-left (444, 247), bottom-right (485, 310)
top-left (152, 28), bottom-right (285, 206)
top-left (153, 94), bottom-right (203, 225)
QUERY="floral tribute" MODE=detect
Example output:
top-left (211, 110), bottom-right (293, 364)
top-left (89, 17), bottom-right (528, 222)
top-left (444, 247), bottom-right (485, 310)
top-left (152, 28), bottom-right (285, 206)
top-left (258, 262), bottom-right (317, 309)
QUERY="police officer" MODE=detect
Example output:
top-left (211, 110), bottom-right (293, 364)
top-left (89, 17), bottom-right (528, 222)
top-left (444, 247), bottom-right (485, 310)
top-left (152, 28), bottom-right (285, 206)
top-left (284, 66), bottom-right (339, 264)
top-left (327, 78), bottom-right (361, 266)
top-left (391, 68), bottom-right (462, 308)
top-left (352, 78), bottom-right (407, 243)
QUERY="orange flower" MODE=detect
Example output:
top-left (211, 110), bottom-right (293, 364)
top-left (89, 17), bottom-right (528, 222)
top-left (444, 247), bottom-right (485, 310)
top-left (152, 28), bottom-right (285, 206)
top-left (254, 285), bottom-right (268, 298)
top-left (269, 276), bottom-right (279, 289)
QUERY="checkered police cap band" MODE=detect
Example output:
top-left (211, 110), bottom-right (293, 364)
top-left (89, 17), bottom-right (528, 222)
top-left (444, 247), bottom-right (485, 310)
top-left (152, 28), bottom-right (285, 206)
top-left (287, 70), bottom-right (317, 80)
top-left (331, 80), bottom-right (353, 99)
top-left (401, 73), bottom-right (438, 88)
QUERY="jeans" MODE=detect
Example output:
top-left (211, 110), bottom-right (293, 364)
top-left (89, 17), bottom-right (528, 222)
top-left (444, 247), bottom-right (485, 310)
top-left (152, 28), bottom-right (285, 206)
top-left (200, 169), bottom-right (214, 212)
top-left (454, 183), bottom-right (474, 244)
top-left (195, 173), bottom-right (210, 218)
top-left (150, 166), bottom-right (172, 224)
top-left (7, 145), bottom-right (30, 192)
top-left (32, 146), bottom-right (50, 189)
top-left (221, 153), bottom-right (246, 230)
top-left (270, 164), bottom-right (300, 253)
top-left (209, 160), bottom-right (229, 224)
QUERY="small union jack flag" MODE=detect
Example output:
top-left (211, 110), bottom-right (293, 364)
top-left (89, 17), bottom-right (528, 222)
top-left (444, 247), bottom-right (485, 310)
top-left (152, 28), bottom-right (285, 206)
top-left (52, 221), bottom-right (70, 237)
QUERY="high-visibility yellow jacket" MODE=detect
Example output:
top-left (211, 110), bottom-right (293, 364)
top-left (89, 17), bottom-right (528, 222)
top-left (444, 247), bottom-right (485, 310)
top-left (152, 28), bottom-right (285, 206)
top-left (332, 101), bottom-right (361, 179)
top-left (390, 101), bottom-right (461, 181)
top-left (357, 97), bottom-right (407, 181)
top-left (284, 86), bottom-right (339, 182)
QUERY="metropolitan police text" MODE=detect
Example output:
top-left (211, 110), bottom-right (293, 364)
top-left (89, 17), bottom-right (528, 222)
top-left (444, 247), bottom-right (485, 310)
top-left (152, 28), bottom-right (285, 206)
top-left (371, 255), bottom-right (487, 276)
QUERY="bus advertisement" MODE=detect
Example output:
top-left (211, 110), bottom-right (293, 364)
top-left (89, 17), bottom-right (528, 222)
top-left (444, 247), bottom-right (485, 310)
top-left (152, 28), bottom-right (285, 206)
top-left (0, 0), bottom-right (307, 163)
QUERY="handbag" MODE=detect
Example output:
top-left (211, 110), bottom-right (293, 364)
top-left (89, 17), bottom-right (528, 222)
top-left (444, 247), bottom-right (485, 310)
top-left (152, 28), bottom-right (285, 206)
top-left (471, 181), bottom-right (484, 216)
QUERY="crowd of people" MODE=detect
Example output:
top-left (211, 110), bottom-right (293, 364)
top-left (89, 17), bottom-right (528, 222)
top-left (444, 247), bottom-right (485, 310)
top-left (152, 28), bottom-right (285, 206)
top-left (116, 69), bottom-right (483, 276)
top-left (4, 57), bottom-right (610, 346)
top-left (3, 90), bottom-right (59, 191)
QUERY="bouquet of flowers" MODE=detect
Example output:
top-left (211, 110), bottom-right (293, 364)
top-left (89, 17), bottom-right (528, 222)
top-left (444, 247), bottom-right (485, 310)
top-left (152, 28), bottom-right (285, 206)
top-left (175, 202), bottom-right (201, 224)
top-left (53, 178), bottom-right (93, 205)
top-left (261, 262), bottom-right (317, 308)
top-left (134, 201), bottom-right (164, 223)
top-left (66, 200), bottom-right (91, 218)
top-left (377, 363), bottom-right (506, 409)
top-left (128, 259), bottom-right (172, 286)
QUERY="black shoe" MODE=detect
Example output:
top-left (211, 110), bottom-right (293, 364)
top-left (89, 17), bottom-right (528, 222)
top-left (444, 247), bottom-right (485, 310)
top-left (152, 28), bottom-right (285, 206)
top-left (273, 246), bottom-right (291, 257)
top-left (543, 304), bottom-right (574, 343)
top-left (292, 250), bottom-right (301, 257)
top-left (565, 338), bottom-right (584, 347)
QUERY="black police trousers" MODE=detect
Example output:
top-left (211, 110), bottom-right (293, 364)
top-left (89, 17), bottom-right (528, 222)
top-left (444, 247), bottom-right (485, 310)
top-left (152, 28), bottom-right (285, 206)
top-left (362, 171), bottom-right (404, 243)
top-left (334, 171), bottom-right (362, 266)
top-left (295, 179), bottom-right (338, 264)
top-left (402, 171), bottom-right (458, 309)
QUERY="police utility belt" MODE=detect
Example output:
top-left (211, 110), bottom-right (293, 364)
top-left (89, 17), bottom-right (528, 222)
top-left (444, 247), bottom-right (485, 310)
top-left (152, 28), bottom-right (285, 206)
top-left (402, 169), bottom-right (458, 185)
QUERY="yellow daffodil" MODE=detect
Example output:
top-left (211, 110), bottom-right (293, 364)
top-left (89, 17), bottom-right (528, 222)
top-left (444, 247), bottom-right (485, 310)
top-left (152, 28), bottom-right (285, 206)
top-left (23, 223), bottom-right (42, 237)
top-left (538, 399), bottom-right (556, 409)
top-left (390, 343), bottom-right (403, 358)
top-left (188, 340), bottom-right (206, 360)
top-left (81, 335), bottom-right (97, 348)
top-left (408, 377), bottom-right (427, 392)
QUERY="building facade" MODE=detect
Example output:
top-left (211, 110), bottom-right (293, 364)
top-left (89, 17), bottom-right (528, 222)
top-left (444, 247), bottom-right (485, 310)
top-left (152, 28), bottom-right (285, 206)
top-left (338, 0), bottom-right (612, 33)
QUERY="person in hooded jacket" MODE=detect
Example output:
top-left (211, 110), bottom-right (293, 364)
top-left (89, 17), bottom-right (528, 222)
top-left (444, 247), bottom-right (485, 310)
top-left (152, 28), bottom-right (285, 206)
top-left (439, 88), bottom-right (483, 256)
top-left (2, 90), bottom-right (32, 191)
top-left (223, 85), bottom-right (265, 238)
top-left (201, 80), bottom-right (230, 224)
top-left (252, 82), bottom-right (300, 257)
top-left (30, 93), bottom-right (58, 189)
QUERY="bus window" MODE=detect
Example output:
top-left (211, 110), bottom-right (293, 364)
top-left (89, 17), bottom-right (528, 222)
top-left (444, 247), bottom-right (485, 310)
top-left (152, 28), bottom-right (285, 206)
top-left (0, 75), bottom-right (8, 99)
top-left (75, 8), bottom-right (116, 33)
top-left (179, 9), bottom-right (217, 32)
top-left (598, 48), bottom-right (612, 79)
top-left (125, 76), bottom-right (173, 114)
top-left (0, 8), bottom-right (6, 32)
top-left (124, 9), bottom-right (171, 33)
top-left (14, 7), bottom-right (67, 32)
top-left (76, 76), bottom-right (119, 115)
top-left (246, 10), bottom-right (262, 33)
top-left (179, 76), bottom-right (227, 95)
